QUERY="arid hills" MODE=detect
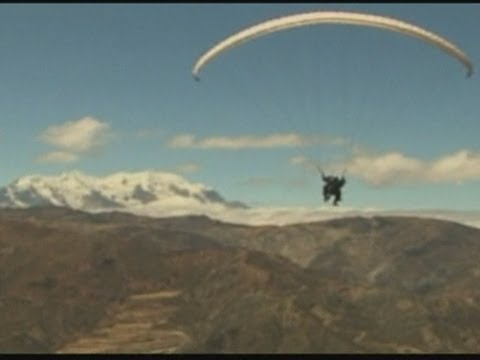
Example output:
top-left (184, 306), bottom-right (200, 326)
top-left (1, 206), bottom-right (479, 353)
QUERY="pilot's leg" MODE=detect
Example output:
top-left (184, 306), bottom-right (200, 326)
top-left (333, 191), bottom-right (341, 206)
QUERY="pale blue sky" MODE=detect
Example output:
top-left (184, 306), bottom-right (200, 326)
top-left (0, 4), bottom-right (478, 210)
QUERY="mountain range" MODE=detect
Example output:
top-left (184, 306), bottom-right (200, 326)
top-left (0, 170), bottom-right (479, 230)
top-left (0, 170), bottom-right (247, 214)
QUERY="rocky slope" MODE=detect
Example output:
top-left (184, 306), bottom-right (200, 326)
top-left (0, 207), bottom-right (479, 353)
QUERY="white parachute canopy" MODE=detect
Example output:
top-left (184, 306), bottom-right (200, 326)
top-left (192, 11), bottom-right (473, 80)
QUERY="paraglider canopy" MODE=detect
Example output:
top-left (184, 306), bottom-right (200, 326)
top-left (192, 11), bottom-right (473, 80)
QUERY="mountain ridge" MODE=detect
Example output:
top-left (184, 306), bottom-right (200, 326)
top-left (0, 170), bottom-right (248, 212)
top-left (1, 207), bottom-right (480, 353)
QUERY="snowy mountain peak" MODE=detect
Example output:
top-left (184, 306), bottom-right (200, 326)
top-left (0, 170), bottom-right (248, 214)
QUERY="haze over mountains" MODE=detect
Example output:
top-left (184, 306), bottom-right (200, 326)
top-left (0, 170), bottom-right (479, 229)
top-left (1, 206), bottom-right (480, 353)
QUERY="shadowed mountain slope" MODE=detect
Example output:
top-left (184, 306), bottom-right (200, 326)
top-left (0, 207), bottom-right (479, 353)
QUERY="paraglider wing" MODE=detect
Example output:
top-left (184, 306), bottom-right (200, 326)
top-left (192, 11), bottom-right (473, 79)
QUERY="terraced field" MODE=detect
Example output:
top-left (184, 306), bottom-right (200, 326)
top-left (57, 290), bottom-right (189, 353)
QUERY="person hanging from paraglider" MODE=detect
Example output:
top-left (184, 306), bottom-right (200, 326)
top-left (317, 166), bottom-right (346, 206)
top-left (321, 171), bottom-right (346, 206)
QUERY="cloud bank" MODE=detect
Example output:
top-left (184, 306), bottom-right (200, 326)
top-left (132, 203), bottom-right (480, 230)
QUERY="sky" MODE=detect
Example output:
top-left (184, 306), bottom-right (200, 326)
top-left (0, 3), bottom-right (479, 212)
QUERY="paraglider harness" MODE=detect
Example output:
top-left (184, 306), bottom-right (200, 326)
top-left (316, 166), bottom-right (346, 206)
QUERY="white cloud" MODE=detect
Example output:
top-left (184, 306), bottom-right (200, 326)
top-left (167, 133), bottom-right (346, 150)
top-left (176, 162), bottom-right (201, 174)
top-left (344, 152), bottom-right (423, 186)
top-left (341, 150), bottom-right (480, 187)
top-left (39, 116), bottom-right (113, 153)
top-left (427, 150), bottom-right (480, 183)
top-left (36, 151), bottom-right (79, 164)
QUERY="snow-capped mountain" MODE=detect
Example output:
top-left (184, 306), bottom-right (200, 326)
top-left (1, 171), bottom-right (479, 230)
top-left (0, 170), bottom-right (248, 215)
